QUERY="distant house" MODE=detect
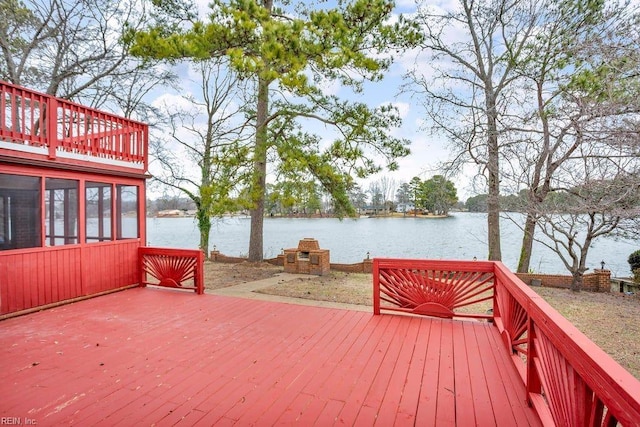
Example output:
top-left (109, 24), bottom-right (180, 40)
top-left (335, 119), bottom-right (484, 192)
top-left (396, 202), bottom-right (415, 213)
top-left (157, 209), bottom-right (185, 217)
top-left (359, 205), bottom-right (381, 216)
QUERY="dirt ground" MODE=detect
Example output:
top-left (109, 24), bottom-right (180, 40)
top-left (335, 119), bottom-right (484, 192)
top-left (203, 261), bottom-right (282, 289)
top-left (203, 261), bottom-right (640, 379)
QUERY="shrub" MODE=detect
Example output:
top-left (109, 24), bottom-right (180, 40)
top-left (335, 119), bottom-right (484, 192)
top-left (629, 250), bottom-right (640, 274)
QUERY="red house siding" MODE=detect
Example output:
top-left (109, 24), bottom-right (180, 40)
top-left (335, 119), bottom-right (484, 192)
top-left (0, 210), bottom-right (144, 316)
top-left (81, 241), bottom-right (140, 295)
top-left (1, 81), bottom-right (149, 317)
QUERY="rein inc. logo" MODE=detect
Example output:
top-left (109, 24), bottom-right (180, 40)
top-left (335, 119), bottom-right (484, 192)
top-left (1, 418), bottom-right (37, 425)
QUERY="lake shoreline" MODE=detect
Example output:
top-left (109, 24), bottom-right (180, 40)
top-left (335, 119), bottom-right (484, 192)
top-left (146, 213), bottom-right (634, 276)
top-left (148, 212), bottom-right (454, 219)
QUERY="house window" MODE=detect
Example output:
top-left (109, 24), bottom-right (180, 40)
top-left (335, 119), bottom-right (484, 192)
top-left (116, 184), bottom-right (138, 239)
top-left (45, 178), bottom-right (79, 246)
top-left (0, 174), bottom-right (41, 250)
top-left (86, 182), bottom-right (112, 243)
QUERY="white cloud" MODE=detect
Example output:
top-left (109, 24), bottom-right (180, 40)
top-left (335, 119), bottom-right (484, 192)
top-left (151, 92), bottom-right (193, 112)
top-left (316, 75), bottom-right (342, 97)
top-left (193, 0), bottom-right (213, 19)
top-left (389, 101), bottom-right (411, 119)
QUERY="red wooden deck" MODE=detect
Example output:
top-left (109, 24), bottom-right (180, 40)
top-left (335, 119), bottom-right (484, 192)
top-left (0, 288), bottom-right (541, 426)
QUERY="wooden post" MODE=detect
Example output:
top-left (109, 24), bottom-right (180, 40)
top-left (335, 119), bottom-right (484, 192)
top-left (525, 313), bottom-right (541, 405)
top-left (196, 249), bottom-right (204, 295)
top-left (47, 97), bottom-right (58, 159)
top-left (373, 258), bottom-right (380, 315)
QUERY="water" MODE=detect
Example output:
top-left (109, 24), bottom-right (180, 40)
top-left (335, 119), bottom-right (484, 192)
top-left (146, 212), bottom-right (637, 277)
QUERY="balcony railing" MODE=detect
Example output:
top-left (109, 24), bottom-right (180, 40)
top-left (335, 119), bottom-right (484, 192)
top-left (373, 258), bottom-right (640, 426)
top-left (0, 80), bottom-right (148, 171)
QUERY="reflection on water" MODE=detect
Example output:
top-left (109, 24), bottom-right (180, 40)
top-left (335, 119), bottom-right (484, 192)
top-left (146, 212), bottom-right (636, 276)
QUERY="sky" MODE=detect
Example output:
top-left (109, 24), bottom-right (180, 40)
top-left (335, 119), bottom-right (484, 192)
top-left (150, 0), bottom-right (480, 201)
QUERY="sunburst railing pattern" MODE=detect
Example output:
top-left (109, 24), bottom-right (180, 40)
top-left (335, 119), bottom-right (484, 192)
top-left (139, 247), bottom-right (204, 294)
top-left (493, 263), bottom-right (640, 426)
top-left (534, 329), bottom-right (611, 426)
top-left (494, 283), bottom-right (529, 358)
top-left (374, 258), bottom-right (640, 426)
top-left (373, 258), bottom-right (495, 319)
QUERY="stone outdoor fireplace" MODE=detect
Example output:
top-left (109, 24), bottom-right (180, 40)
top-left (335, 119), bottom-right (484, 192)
top-left (283, 238), bottom-right (330, 276)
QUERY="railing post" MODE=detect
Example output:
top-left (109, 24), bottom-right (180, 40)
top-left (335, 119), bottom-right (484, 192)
top-left (143, 126), bottom-right (149, 171)
top-left (196, 249), bottom-right (204, 295)
top-left (373, 258), bottom-right (380, 315)
top-left (525, 311), bottom-right (541, 405)
top-left (47, 96), bottom-right (58, 159)
top-left (138, 247), bottom-right (147, 288)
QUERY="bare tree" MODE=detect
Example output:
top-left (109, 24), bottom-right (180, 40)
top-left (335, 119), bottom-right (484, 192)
top-left (408, 0), bottom-right (640, 270)
top-left (501, 1), bottom-right (640, 273)
top-left (368, 182), bottom-right (383, 216)
top-left (407, 0), bottom-right (542, 260)
top-left (376, 176), bottom-right (396, 215)
top-left (0, 0), bottom-right (173, 114)
top-left (535, 158), bottom-right (640, 291)
top-left (151, 58), bottom-right (252, 257)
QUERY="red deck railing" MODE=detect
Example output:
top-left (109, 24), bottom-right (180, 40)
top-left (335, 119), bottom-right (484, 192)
top-left (139, 247), bottom-right (205, 294)
top-left (0, 80), bottom-right (148, 170)
top-left (373, 258), bottom-right (640, 426)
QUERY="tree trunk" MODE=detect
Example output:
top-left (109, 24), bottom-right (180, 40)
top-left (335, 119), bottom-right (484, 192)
top-left (198, 209), bottom-right (211, 259)
top-left (517, 213), bottom-right (537, 273)
top-left (486, 91), bottom-right (502, 261)
top-left (248, 75), bottom-right (270, 262)
top-left (571, 234), bottom-right (593, 292)
top-left (570, 272), bottom-right (583, 292)
top-left (518, 80), bottom-right (552, 273)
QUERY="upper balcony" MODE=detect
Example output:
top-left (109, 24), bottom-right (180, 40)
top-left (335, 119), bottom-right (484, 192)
top-left (0, 80), bottom-right (148, 176)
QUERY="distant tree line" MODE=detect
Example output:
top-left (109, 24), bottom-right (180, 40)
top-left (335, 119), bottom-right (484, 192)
top-left (465, 192), bottom-right (526, 213)
top-left (402, 176), bottom-right (458, 216)
top-left (466, 185), bottom-right (640, 215)
top-left (259, 175), bottom-right (461, 217)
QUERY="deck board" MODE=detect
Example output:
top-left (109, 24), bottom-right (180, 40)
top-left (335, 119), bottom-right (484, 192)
top-left (393, 318), bottom-right (430, 425)
top-left (462, 321), bottom-right (497, 424)
top-left (0, 288), bottom-right (541, 426)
